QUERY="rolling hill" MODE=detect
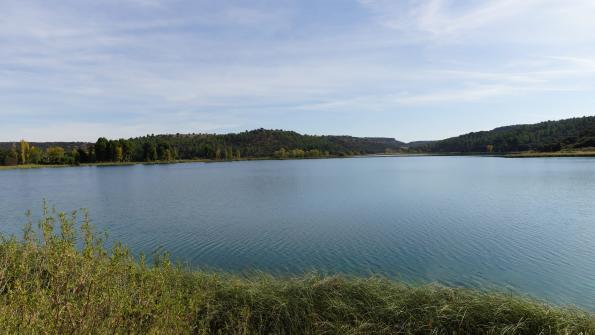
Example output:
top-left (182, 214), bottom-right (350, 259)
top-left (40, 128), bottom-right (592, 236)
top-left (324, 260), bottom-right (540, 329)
top-left (426, 116), bottom-right (595, 153)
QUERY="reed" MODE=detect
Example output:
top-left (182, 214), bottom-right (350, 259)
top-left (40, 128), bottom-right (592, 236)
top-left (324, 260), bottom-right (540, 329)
top-left (0, 207), bottom-right (593, 334)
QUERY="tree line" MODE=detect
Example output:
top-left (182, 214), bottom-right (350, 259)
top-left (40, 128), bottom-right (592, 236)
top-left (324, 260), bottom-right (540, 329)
top-left (425, 116), bottom-right (595, 153)
top-left (3, 117), bottom-right (595, 166)
top-left (1, 129), bottom-right (405, 166)
top-left (0, 141), bottom-right (78, 166)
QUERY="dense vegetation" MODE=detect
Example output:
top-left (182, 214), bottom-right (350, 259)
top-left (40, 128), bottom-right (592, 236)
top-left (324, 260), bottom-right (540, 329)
top-left (427, 116), bottom-right (595, 153)
top-left (3, 116), bottom-right (595, 166)
top-left (0, 207), bottom-right (593, 334)
top-left (0, 129), bottom-right (404, 166)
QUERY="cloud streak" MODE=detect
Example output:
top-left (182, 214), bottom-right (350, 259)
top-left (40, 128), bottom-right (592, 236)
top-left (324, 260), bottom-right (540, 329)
top-left (2, 0), bottom-right (595, 141)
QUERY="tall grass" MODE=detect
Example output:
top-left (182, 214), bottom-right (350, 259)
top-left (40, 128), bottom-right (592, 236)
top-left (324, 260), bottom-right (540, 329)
top-left (0, 207), bottom-right (593, 334)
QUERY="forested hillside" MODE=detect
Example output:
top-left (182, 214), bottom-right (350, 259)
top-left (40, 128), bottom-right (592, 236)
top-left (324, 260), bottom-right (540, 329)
top-left (0, 129), bottom-right (404, 165)
top-left (427, 116), bottom-right (595, 153)
top-left (4, 116), bottom-right (595, 166)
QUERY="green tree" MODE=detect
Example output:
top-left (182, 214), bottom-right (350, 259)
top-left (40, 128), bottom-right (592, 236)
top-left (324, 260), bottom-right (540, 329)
top-left (150, 145), bottom-right (158, 161)
top-left (274, 148), bottom-right (287, 158)
top-left (225, 147), bottom-right (233, 160)
top-left (143, 142), bottom-right (157, 161)
top-left (76, 148), bottom-right (91, 163)
top-left (0, 148), bottom-right (7, 165)
top-left (122, 140), bottom-right (133, 161)
top-left (71, 148), bottom-right (81, 165)
top-left (5, 145), bottom-right (18, 166)
top-left (46, 146), bottom-right (65, 164)
top-left (290, 149), bottom-right (305, 158)
top-left (29, 147), bottom-right (44, 164)
top-left (307, 149), bottom-right (321, 157)
top-left (115, 146), bottom-right (123, 162)
top-left (163, 149), bottom-right (172, 161)
top-left (95, 137), bottom-right (109, 162)
top-left (19, 140), bottom-right (30, 165)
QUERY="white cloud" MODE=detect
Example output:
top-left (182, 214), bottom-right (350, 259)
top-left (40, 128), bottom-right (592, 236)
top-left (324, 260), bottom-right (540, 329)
top-left (2, 0), bottom-right (595, 141)
top-left (414, 0), bottom-right (538, 36)
top-left (360, 0), bottom-right (595, 43)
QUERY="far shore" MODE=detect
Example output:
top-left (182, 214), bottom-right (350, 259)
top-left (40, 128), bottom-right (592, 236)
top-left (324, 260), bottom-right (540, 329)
top-left (0, 156), bottom-right (358, 171)
top-left (504, 150), bottom-right (595, 158)
top-left (2, 150), bottom-right (595, 171)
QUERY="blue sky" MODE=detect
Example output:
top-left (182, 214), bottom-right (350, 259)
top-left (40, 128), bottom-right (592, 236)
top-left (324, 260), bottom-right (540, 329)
top-left (2, 0), bottom-right (595, 142)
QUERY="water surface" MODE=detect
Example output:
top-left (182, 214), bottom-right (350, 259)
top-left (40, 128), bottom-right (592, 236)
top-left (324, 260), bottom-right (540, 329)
top-left (1, 157), bottom-right (594, 309)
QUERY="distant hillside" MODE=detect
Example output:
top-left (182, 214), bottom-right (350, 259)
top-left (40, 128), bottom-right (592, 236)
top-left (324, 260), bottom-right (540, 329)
top-left (323, 135), bottom-right (405, 153)
top-left (6, 116), bottom-right (595, 166)
top-left (1, 129), bottom-right (405, 165)
top-left (428, 116), bottom-right (595, 153)
top-left (404, 141), bottom-right (438, 149)
top-left (140, 129), bottom-right (405, 160)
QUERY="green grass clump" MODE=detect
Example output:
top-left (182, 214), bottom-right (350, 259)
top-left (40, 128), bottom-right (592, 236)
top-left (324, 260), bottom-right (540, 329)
top-left (0, 208), bottom-right (593, 334)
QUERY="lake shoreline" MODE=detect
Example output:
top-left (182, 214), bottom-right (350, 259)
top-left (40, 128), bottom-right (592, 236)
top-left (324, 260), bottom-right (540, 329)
top-left (3, 151), bottom-right (595, 171)
top-left (0, 154), bottom-right (415, 171)
top-left (504, 151), bottom-right (595, 158)
top-left (0, 156), bottom-right (343, 171)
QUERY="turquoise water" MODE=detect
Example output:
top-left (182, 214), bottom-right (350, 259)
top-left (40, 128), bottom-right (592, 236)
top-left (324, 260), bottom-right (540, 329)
top-left (1, 156), bottom-right (594, 309)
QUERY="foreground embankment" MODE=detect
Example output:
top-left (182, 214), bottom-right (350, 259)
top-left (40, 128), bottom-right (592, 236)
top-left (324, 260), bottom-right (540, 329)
top-left (0, 209), bottom-right (593, 334)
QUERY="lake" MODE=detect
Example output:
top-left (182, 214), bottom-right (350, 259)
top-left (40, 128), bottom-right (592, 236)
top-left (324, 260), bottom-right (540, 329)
top-left (1, 156), bottom-right (594, 309)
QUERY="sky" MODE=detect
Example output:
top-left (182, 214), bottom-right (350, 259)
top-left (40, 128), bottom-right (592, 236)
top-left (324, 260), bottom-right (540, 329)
top-left (2, 0), bottom-right (595, 142)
